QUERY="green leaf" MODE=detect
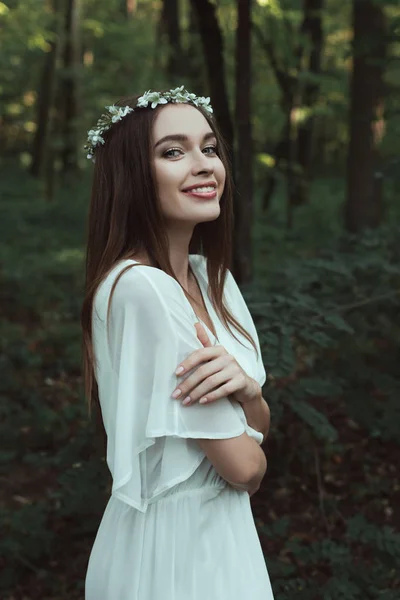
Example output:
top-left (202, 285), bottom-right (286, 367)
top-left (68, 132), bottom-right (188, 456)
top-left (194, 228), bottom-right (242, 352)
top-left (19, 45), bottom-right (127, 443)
top-left (288, 399), bottom-right (338, 442)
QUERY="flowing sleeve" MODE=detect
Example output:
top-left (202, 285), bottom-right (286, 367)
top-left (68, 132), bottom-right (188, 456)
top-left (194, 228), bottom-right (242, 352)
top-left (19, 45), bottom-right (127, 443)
top-left (95, 265), bottom-right (248, 513)
top-left (223, 269), bottom-right (267, 388)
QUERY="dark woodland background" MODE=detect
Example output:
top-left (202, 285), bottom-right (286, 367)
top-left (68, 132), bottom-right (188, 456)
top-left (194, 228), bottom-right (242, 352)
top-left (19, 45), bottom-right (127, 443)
top-left (0, 0), bottom-right (400, 598)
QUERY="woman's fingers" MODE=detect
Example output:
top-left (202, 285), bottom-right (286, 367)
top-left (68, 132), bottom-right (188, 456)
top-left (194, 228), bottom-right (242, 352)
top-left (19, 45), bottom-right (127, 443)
top-left (172, 355), bottom-right (231, 400)
top-left (181, 372), bottom-right (240, 407)
top-left (195, 322), bottom-right (213, 347)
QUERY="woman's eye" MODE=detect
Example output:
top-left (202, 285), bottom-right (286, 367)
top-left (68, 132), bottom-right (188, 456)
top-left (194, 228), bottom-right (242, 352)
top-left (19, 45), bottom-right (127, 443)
top-left (163, 146), bottom-right (217, 158)
top-left (203, 145), bottom-right (217, 155)
top-left (163, 148), bottom-right (183, 158)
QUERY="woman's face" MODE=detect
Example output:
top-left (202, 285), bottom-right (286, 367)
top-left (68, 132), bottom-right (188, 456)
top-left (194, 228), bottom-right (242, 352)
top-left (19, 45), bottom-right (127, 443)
top-left (152, 104), bottom-right (226, 227)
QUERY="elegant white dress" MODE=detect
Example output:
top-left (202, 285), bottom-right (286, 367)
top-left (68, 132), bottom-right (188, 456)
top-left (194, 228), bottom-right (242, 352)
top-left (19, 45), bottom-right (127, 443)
top-left (85, 254), bottom-right (274, 600)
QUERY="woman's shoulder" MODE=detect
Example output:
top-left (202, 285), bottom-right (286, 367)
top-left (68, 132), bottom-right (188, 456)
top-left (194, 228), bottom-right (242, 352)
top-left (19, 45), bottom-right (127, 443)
top-left (95, 257), bottom-right (194, 318)
top-left (97, 253), bottom-right (208, 301)
top-left (100, 258), bottom-right (176, 299)
top-left (107, 254), bottom-right (208, 289)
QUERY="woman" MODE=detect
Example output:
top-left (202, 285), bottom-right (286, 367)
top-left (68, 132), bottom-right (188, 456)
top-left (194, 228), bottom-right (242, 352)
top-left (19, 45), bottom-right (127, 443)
top-left (81, 86), bottom-right (274, 600)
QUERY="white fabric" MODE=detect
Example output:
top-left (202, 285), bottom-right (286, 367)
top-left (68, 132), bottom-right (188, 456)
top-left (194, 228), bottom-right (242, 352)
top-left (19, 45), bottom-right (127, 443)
top-left (85, 254), bottom-right (273, 600)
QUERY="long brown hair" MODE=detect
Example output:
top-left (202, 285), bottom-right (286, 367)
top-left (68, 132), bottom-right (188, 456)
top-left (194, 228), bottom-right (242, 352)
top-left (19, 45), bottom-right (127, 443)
top-left (81, 93), bottom-right (258, 416)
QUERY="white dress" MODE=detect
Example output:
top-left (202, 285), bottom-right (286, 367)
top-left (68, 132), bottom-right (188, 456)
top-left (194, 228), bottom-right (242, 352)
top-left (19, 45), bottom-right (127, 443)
top-left (85, 254), bottom-right (274, 600)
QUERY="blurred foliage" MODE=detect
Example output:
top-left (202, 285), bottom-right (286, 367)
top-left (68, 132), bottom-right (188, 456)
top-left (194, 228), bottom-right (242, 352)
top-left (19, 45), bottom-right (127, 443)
top-left (0, 0), bottom-right (399, 175)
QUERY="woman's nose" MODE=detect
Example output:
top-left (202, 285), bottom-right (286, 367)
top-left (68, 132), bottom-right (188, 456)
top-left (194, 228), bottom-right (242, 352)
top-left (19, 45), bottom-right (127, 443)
top-left (192, 151), bottom-right (213, 174)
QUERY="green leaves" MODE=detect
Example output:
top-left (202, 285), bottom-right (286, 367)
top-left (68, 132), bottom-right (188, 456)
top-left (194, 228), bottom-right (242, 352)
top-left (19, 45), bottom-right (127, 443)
top-left (347, 515), bottom-right (400, 562)
top-left (288, 398), bottom-right (338, 442)
top-left (245, 219), bottom-right (400, 598)
top-left (323, 313), bottom-right (355, 334)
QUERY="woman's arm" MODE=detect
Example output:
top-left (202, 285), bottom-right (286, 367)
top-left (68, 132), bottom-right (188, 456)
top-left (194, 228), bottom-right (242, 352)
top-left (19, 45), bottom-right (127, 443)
top-left (225, 442), bottom-right (267, 496)
top-left (240, 391), bottom-right (271, 443)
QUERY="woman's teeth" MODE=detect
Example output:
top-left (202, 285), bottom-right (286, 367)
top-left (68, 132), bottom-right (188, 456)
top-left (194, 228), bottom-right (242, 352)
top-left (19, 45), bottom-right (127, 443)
top-left (186, 186), bottom-right (215, 193)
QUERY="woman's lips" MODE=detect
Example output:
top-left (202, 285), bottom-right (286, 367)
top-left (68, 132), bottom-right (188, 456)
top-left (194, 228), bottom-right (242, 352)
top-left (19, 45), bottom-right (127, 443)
top-left (182, 188), bottom-right (217, 200)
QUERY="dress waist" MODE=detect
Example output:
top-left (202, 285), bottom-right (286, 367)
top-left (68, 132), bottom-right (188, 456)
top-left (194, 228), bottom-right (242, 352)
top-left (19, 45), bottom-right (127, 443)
top-left (147, 481), bottom-right (227, 506)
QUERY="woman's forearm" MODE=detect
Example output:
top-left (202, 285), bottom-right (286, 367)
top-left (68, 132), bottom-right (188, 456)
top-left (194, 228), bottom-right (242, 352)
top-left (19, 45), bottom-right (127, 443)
top-left (241, 394), bottom-right (271, 443)
top-left (226, 445), bottom-right (267, 495)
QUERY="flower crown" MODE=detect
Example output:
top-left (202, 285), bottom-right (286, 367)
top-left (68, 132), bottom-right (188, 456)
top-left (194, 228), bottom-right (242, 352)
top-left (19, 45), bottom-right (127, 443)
top-left (84, 86), bottom-right (213, 162)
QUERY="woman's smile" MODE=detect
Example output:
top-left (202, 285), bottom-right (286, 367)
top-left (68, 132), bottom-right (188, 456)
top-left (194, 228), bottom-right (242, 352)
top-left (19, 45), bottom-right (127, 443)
top-left (183, 188), bottom-right (217, 200)
top-left (181, 181), bottom-right (218, 200)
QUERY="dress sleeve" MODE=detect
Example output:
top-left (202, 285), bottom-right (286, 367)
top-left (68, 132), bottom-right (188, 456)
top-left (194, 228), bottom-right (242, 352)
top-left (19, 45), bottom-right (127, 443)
top-left (99, 265), bottom-right (248, 512)
top-left (223, 269), bottom-right (267, 388)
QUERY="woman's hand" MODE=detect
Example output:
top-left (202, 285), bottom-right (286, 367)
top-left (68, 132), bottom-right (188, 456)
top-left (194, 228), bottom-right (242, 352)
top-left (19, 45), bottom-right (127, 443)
top-left (171, 322), bottom-right (261, 407)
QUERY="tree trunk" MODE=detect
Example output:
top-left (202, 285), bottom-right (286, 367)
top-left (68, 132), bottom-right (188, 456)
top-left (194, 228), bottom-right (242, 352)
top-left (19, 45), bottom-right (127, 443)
top-left (190, 0), bottom-right (234, 153)
top-left (233, 0), bottom-right (253, 283)
top-left (30, 0), bottom-right (61, 178)
top-left (125, 0), bottom-right (137, 17)
top-left (184, 8), bottom-right (206, 90)
top-left (254, 4), bottom-right (323, 219)
top-left (253, 19), bottom-right (298, 221)
top-left (345, 0), bottom-right (386, 232)
top-left (293, 0), bottom-right (324, 206)
top-left (161, 0), bottom-right (183, 82)
top-left (61, 0), bottom-right (81, 173)
top-left (286, 108), bottom-right (298, 229)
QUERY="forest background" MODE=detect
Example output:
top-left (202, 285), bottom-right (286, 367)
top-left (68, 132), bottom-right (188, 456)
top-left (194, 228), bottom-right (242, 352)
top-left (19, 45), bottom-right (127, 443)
top-left (0, 0), bottom-right (399, 598)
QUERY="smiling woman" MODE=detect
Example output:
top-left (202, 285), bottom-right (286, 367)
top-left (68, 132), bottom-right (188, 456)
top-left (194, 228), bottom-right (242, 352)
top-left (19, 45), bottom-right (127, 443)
top-left (81, 87), bottom-right (274, 600)
top-left (153, 104), bottom-right (225, 221)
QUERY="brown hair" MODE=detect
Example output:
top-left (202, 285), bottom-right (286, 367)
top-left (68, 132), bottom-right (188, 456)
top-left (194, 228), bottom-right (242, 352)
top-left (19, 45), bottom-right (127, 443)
top-left (81, 93), bottom-right (258, 416)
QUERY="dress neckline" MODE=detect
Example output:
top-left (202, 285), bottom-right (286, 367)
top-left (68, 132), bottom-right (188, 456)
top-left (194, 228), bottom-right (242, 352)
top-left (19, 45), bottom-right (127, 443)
top-left (122, 255), bottom-right (220, 344)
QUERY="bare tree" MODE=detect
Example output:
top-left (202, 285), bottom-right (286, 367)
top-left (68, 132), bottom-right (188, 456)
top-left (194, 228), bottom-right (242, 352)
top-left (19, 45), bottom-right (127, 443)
top-left (190, 0), bottom-right (233, 152)
top-left (295, 0), bottom-right (324, 206)
top-left (60, 0), bottom-right (81, 173)
top-left (124, 0), bottom-right (137, 18)
top-left (345, 0), bottom-right (387, 232)
top-left (253, 0), bottom-right (324, 226)
top-left (184, 9), bottom-right (206, 91)
top-left (161, 0), bottom-right (183, 82)
top-left (30, 0), bottom-right (61, 179)
top-left (233, 0), bottom-right (253, 282)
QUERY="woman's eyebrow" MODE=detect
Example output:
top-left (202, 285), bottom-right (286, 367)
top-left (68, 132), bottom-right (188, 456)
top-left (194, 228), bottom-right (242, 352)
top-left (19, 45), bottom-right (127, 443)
top-left (154, 131), bottom-right (216, 149)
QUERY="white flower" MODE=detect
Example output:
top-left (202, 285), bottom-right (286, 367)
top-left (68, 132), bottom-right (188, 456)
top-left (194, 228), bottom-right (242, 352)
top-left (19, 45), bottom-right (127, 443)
top-left (170, 86), bottom-right (185, 95)
top-left (152, 97), bottom-right (168, 108)
top-left (137, 90), bottom-right (151, 107)
top-left (88, 130), bottom-right (103, 144)
top-left (138, 91), bottom-right (170, 109)
top-left (197, 96), bottom-right (212, 110)
top-left (148, 92), bottom-right (166, 108)
top-left (124, 106), bottom-right (133, 115)
top-left (107, 105), bottom-right (133, 122)
top-left (146, 92), bottom-right (160, 102)
top-left (106, 105), bottom-right (119, 115)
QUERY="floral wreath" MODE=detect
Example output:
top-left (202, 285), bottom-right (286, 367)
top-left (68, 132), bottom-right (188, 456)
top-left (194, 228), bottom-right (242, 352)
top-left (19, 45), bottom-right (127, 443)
top-left (84, 86), bottom-right (213, 162)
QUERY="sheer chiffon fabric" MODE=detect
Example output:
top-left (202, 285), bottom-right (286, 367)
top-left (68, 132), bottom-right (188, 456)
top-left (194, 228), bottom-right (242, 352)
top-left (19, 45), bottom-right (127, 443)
top-left (85, 255), bottom-right (274, 600)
